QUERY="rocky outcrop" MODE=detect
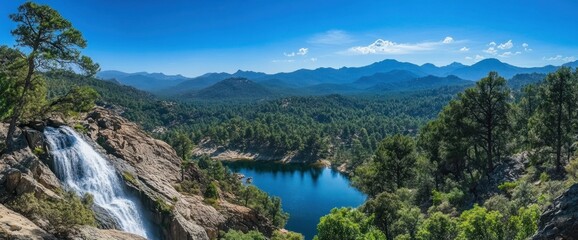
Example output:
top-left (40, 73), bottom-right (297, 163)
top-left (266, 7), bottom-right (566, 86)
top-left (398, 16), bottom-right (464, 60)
top-left (0, 203), bottom-right (57, 240)
top-left (0, 124), bottom-right (61, 203)
top-left (0, 107), bottom-right (276, 239)
top-left (533, 183), bottom-right (578, 240)
top-left (82, 107), bottom-right (276, 239)
top-left (194, 145), bottom-right (306, 163)
top-left (66, 226), bottom-right (146, 240)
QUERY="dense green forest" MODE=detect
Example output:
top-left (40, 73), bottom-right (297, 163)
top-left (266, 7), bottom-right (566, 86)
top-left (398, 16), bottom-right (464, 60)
top-left (311, 68), bottom-right (578, 240)
top-left (45, 70), bottom-right (472, 170)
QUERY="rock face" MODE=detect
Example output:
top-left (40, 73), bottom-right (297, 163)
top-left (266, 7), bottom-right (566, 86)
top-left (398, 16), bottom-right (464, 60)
top-left (0, 124), bottom-right (61, 203)
top-left (0, 203), bottom-right (56, 240)
top-left (66, 226), bottom-right (146, 240)
top-left (83, 107), bottom-right (275, 239)
top-left (533, 183), bottom-right (578, 240)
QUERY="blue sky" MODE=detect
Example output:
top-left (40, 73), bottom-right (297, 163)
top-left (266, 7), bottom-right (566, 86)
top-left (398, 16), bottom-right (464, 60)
top-left (1, 0), bottom-right (577, 77)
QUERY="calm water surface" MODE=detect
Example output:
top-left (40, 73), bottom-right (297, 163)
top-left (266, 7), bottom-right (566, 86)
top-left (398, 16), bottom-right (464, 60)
top-left (224, 161), bottom-right (366, 240)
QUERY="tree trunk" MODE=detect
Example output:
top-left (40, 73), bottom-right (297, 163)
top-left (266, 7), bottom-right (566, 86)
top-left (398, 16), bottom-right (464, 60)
top-left (5, 57), bottom-right (34, 150)
top-left (556, 98), bottom-right (563, 172)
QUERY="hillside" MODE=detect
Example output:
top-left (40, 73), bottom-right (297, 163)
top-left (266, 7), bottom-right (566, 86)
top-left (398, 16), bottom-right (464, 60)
top-left (370, 75), bottom-right (473, 92)
top-left (97, 71), bottom-right (189, 91)
top-left (353, 70), bottom-right (421, 87)
top-left (182, 78), bottom-right (274, 100)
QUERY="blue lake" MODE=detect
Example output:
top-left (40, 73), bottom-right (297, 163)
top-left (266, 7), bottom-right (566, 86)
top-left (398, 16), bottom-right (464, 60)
top-left (224, 161), bottom-right (367, 240)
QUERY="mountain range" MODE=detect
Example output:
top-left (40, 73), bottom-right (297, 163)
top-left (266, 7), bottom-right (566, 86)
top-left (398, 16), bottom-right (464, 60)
top-left (96, 58), bottom-right (577, 100)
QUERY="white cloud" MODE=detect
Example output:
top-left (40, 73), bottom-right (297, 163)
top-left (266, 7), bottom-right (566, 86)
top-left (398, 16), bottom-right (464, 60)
top-left (484, 47), bottom-right (498, 55)
top-left (309, 30), bottom-right (355, 45)
top-left (475, 55), bottom-right (485, 60)
top-left (460, 47), bottom-right (470, 52)
top-left (284, 48), bottom-right (308, 57)
top-left (465, 56), bottom-right (473, 60)
top-left (543, 55), bottom-right (576, 62)
top-left (297, 48), bottom-right (308, 56)
top-left (522, 43), bottom-right (532, 52)
top-left (489, 42), bottom-right (497, 46)
top-left (497, 40), bottom-right (514, 50)
top-left (499, 51), bottom-right (521, 58)
top-left (348, 36), bottom-right (456, 55)
top-left (310, 58), bottom-right (317, 62)
top-left (272, 59), bottom-right (295, 63)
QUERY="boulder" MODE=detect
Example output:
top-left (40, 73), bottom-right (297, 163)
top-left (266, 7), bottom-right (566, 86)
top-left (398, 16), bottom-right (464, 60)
top-left (23, 128), bottom-right (45, 151)
top-left (46, 115), bottom-right (67, 127)
top-left (14, 175), bottom-right (37, 196)
top-left (5, 168), bottom-right (22, 192)
top-left (533, 183), bottom-right (578, 239)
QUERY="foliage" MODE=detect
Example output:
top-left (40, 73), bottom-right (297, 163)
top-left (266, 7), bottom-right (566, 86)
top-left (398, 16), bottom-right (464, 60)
top-left (154, 197), bottom-right (173, 214)
top-left (361, 192), bottom-right (401, 240)
top-left (45, 86), bottom-right (99, 116)
top-left (314, 208), bottom-right (384, 240)
top-left (416, 212), bottom-right (458, 240)
top-left (457, 205), bottom-right (504, 240)
top-left (9, 191), bottom-right (96, 235)
top-left (221, 230), bottom-right (267, 240)
top-left (353, 134), bottom-right (417, 196)
top-left (271, 230), bottom-right (304, 240)
top-left (32, 146), bottom-right (45, 156)
top-left (121, 171), bottom-right (137, 186)
top-left (4, 1), bottom-right (99, 149)
top-left (507, 204), bottom-right (541, 240)
top-left (529, 67), bottom-right (578, 172)
top-left (204, 181), bottom-right (219, 199)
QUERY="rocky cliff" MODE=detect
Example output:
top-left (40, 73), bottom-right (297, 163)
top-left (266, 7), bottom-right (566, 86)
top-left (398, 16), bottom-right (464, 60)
top-left (0, 107), bottom-right (275, 239)
top-left (533, 183), bottom-right (578, 240)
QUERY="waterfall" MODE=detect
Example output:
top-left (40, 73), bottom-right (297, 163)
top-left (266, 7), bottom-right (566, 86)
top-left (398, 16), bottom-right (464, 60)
top-left (44, 126), bottom-right (153, 239)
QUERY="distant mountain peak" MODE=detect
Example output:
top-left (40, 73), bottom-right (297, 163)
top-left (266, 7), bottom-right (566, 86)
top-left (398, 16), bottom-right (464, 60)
top-left (446, 62), bottom-right (465, 67)
top-left (474, 58), bottom-right (504, 65)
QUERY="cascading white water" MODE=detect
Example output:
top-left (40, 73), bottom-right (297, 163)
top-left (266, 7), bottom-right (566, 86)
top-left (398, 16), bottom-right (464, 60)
top-left (44, 126), bottom-right (152, 239)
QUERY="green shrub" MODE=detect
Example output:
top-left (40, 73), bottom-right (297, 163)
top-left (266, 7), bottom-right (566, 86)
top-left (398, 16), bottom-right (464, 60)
top-left (8, 191), bottom-right (96, 235)
top-left (154, 197), bottom-right (173, 214)
top-left (174, 180), bottom-right (200, 195)
top-left (33, 146), bottom-right (45, 156)
top-left (272, 230), bottom-right (304, 240)
top-left (73, 123), bottom-right (87, 133)
top-left (498, 181), bottom-right (518, 192)
top-left (121, 171), bottom-right (137, 185)
top-left (221, 230), bottom-right (267, 240)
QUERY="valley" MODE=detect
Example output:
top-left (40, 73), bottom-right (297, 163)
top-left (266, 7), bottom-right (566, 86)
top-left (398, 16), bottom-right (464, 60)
top-left (2, 1), bottom-right (578, 240)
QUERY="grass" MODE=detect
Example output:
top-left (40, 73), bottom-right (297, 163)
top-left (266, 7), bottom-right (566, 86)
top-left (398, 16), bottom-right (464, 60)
top-left (121, 171), bottom-right (138, 186)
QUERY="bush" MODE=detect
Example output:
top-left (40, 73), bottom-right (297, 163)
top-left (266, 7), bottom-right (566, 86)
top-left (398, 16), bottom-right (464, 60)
top-left (73, 123), bottom-right (87, 133)
top-left (154, 197), bottom-right (173, 214)
top-left (205, 181), bottom-right (219, 199)
top-left (271, 230), bottom-right (304, 240)
top-left (221, 230), bottom-right (267, 240)
top-left (32, 146), bottom-right (45, 156)
top-left (8, 191), bottom-right (96, 235)
top-left (174, 180), bottom-right (200, 195)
